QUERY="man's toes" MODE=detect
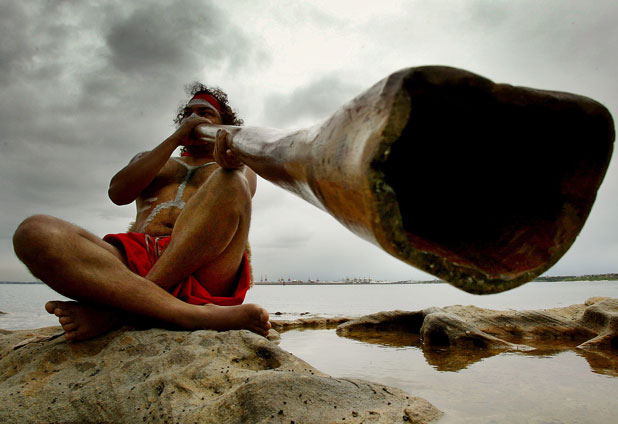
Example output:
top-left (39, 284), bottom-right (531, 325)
top-left (62, 322), bottom-right (78, 332)
top-left (64, 330), bottom-right (77, 341)
top-left (59, 316), bottom-right (73, 325)
top-left (45, 301), bottom-right (59, 314)
top-left (260, 309), bottom-right (270, 323)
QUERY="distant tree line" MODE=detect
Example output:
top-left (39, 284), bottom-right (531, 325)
top-left (534, 273), bottom-right (618, 282)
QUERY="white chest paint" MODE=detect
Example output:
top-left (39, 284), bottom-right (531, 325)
top-left (138, 158), bottom-right (216, 232)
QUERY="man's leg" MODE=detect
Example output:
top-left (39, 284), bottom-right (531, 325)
top-left (143, 166), bottom-right (271, 334)
top-left (13, 215), bottom-right (269, 340)
top-left (146, 167), bottom-right (253, 295)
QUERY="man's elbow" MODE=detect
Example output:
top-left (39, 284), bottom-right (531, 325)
top-left (108, 184), bottom-right (132, 205)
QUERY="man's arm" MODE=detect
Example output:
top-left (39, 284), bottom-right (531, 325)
top-left (108, 116), bottom-right (211, 205)
top-left (214, 129), bottom-right (258, 198)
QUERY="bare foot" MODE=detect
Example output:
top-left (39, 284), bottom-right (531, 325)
top-left (198, 303), bottom-right (271, 337)
top-left (45, 301), bottom-right (120, 341)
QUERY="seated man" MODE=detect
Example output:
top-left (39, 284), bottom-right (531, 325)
top-left (13, 84), bottom-right (271, 341)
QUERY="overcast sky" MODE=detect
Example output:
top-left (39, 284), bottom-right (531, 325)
top-left (1, 0), bottom-right (616, 283)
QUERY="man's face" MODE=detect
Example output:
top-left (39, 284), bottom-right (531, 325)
top-left (181, 104), bottom-right (222, 125)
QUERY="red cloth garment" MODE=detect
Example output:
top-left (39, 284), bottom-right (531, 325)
top-left (103, 232), bottom-right (250, 306)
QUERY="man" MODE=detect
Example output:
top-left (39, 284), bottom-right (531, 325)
top-left (13, 84), bottom-right (271, 341)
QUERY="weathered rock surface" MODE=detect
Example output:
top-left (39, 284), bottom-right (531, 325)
top-left (270, 316), bottom-right (351, 332)
top-left (335, 297), bottom-right (618, 372)
top-left (0, 326), bottom-right (442, 424)
top-left (337, 297), bottom-right (618, 348)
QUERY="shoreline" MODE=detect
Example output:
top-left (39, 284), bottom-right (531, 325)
top-left (2, 275), bottom-right (618, 286)
top-left (255, 278), bottom-right (618, 286)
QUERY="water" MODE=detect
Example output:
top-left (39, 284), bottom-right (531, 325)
top-left (245, 281), bottom-right (618, 319)
top-left (2, 281), bottom-right (618, 423)
top-left (0, 283), bottom-right (70, 330)
top-left (3, 281), bottom-right (616, 329)
top-left (280, 330), bottom-right (618, 423)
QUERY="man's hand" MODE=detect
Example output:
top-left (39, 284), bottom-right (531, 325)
top-left (214, 129), bottom-right (244, 170)
top-left (171, 114), bottom-right (214, 147)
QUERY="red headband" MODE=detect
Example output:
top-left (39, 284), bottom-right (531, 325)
top-left (188, 93), bottom-right (222, 114)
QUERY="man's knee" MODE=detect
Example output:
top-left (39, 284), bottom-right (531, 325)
top-left (13, 215), bottom-right (65, 261)
top-left (210, 169), bottom-right (252, 212)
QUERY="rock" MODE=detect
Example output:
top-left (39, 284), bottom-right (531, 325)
top-left (271, 316), bottom-right (351, 332)
top-left (0, 326), bottom-right (442, 424)
top-left (577, 298), bottom-right (618, 349)
top-left (420, 311), bottom-right (532, 351)
top-left (336, 298), bottom-right (618, 371)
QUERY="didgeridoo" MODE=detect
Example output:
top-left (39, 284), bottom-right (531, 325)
top-left (196, 66), bottom-right (614, 294)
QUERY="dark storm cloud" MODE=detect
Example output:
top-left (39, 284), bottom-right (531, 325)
top-left (86, 0), bottom-right (253, 108)
top-left (263, 75), bottom-right (363, 127)
top-left (105, 1), bottom-right (237, 75)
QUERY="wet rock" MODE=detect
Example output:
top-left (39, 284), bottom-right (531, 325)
top-left (337, 298), bottom-right (618, 352)
top-left (334, 298), bottom-right (618, 373)
top-left (420, 311), bottom-right (532, 350)
top-left (0, 326), bottom-right (442, 424)
top-left (271, 316), bottom-right (351, 332)
top-left (577, 298), bottom-right (618, 349)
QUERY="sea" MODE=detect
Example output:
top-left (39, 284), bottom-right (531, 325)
top-left (2, 281), bottom-right (618, 423)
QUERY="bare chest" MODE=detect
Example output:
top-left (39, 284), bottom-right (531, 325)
top-left (142, 157), bottom-right (217, 197)
top-left (133, 157), bottom-right (217, 234)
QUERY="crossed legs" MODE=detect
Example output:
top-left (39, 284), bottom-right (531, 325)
top-left (13, 168), bottom-right (270, 340)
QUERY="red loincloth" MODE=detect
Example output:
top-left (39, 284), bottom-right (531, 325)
top-left (103, 232), bottom-right (250, 306)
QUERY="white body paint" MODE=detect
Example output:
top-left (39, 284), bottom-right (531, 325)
top-left (138, 158), bottom-right (216, 232)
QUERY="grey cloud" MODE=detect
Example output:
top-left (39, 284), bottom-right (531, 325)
top-left (263, 75), bottom-right (363, 127)
top-left (0, 2), bottom-right (97, 86)
top-left (0, 3), bottom-right (30, 83)
top-left (459, 1), bottom-right (618, 76)
top-left (106, 1), bottom-right (224, 75)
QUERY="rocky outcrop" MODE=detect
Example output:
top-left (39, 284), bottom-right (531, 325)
top-left (578, 297), bottom-right (618, 348)
top-left (270, 316), bottom-right (351, 332)
top-left (337, 297), bottom-right (617, 348)
top-left (335, 297), bottom-right (618, 372)
top-left (0, 326), bottom-right (442, 424)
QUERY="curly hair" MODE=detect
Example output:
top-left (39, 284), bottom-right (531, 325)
top-left (174, 82), bottom-right (243, 126)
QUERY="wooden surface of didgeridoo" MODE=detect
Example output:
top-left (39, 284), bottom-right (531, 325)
top-left (196, 66), bottom-right (615, 294)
